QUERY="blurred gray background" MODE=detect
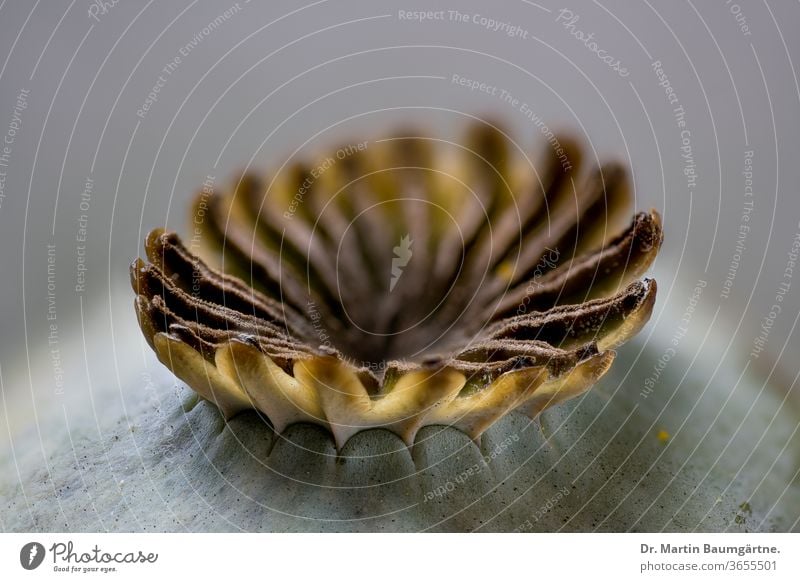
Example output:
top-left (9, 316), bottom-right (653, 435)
top-left (0, 0), bottom-right (798, 444)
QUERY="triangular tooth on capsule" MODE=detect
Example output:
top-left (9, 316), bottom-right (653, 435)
top-left (516, 351), bottom-right (615, 418)
top-left (425, 366), bottom-right (548, 441)
top-left (373, 368), bottom-right (467, 447)
top-left (295, 357), bottom-right (467, 450)
top-left (216, 340), bottom-right (327, 434)
top-left (294, 357), bottom-right (372, 451)
top-left (152, 333), bottom-right (252, 420)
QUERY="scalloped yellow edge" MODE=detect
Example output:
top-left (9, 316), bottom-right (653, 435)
top-left (150, 332), bottom-right (617, 450)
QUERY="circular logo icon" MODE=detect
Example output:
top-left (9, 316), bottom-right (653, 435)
top-left (20, 542), bottom-right (45, 570)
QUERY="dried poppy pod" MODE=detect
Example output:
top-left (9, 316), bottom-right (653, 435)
top-left (130, 122), bottom-right (662, 451)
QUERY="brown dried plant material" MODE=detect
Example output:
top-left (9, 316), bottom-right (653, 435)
top-left (130, 122), bottom-right (662, 450)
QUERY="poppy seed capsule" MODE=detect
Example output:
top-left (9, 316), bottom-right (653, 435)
top-left (130, 122), bottom-right (662, 451)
